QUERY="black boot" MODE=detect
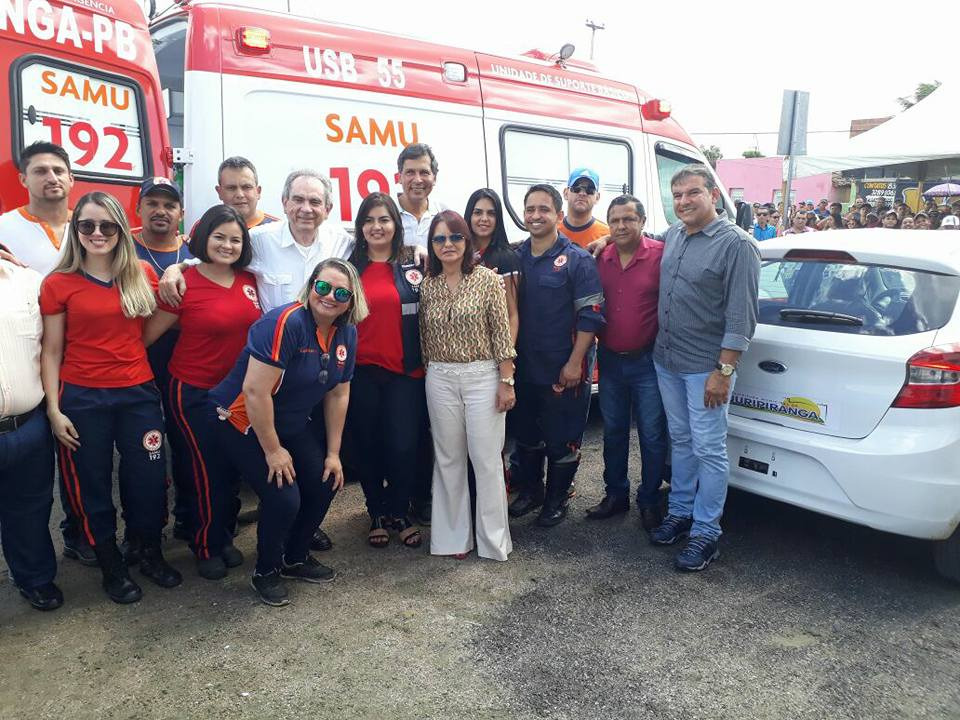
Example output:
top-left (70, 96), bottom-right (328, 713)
top-left (536, 461), bottom-right (579, 527)
top-left (508, 444), bottom-right (546, 517)
top-left (94, 541), bottom-right (142, 604)
top-left (139, 542), bottom-right (183, 588)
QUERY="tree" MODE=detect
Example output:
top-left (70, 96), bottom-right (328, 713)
top-left (897, 81), bottom-right (941, 111)
top-left (700, 144), bottom-right (722, 169)
top-left (742, 149), bottom-right (764, 158)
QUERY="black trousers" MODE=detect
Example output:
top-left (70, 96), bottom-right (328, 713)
top-left (347, 364), bottom-right (425, 519)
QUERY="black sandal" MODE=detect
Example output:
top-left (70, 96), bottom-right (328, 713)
top-left (391, 517), bottom-right (422, 549)
top-left (368, 516), bottom-right (390, 548)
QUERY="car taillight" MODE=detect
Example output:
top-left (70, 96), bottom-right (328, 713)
top-left (891, 344), bottom-right (960, 409)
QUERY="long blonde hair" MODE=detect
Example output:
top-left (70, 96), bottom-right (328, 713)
top-left (54, 192), bottom-right (156, 318)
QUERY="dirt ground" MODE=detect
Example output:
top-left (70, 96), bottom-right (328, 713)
top-left (2, 412), bottom-right (960, 720)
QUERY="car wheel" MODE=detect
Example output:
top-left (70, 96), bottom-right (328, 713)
top-left (932, 528), bottom-right (960, 583)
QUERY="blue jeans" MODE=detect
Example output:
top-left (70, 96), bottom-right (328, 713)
top-left (654, 362), bottom-right (733, 541)
top-left (597, 347), bottom-right (667, 508)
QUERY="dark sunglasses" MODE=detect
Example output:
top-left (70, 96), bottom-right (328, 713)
top-left (569, 186), bottom-right (596, 196)
top-left (313, 280), bottom-right (353, 303)
top-left (318, 352), bottom-right (330, 384)
top-left (76, 220), bottom-right (121, 237)
top-left (431, 233), bottom-right (465, 246)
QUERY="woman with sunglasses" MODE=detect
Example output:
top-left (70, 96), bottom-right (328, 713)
top-left (143, 204), bottom-right (262, 580)
top-left (420, 211), bottom-right (516, 561)
top-left (206, 258), bottom-right (366, 606)
top-left (346, 192), bottom-right (427, 550)
top-left (39, 192), bottom-right (181, 604)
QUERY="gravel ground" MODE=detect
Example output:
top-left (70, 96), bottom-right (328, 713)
top-left (2, 409), bottom-right (960, 720)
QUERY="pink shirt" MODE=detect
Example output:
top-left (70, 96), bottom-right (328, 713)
top-left (596, 237), bottom-right (664, 353)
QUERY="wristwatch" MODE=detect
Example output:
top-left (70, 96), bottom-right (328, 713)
top-left (715, 362), bottom-right (736, 377)
top-left (500, 376), bottom-right (515, 387)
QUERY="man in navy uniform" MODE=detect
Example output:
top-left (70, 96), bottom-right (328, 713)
top-left (508, 184), bottom-right (604, 527)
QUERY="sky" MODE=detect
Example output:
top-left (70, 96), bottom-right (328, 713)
top-left (155, 0), bottom-right (960, 160)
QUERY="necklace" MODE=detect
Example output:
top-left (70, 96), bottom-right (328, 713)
top-left (139, 236), bottom-right (181, 275)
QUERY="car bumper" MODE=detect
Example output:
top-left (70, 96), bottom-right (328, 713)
top-left (726, 407), bottom-right (960, 540)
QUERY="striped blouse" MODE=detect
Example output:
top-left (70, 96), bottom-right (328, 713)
top-left (419, 265), bottom-right (516, 365)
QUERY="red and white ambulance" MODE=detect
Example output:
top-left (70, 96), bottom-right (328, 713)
top-left (0, 0), bottom-right (169, 217)
top-left (0, 0), bottom-right (727, 234)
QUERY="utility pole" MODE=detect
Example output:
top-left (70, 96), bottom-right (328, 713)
top-left (585, 19), bottom-right (605, 61)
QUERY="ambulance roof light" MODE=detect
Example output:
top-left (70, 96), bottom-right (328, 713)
top-left (237, 26), bottom-right (270, 54)
top-left (641, 98), bottom-right (672, 121)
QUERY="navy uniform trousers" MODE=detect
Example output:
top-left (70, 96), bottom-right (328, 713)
top-left (208, 413), bottom-right (337, 575)
top-left (56, 382), bottom-right (167, 547)
top-left (0, 407), bottom-right (57, 591)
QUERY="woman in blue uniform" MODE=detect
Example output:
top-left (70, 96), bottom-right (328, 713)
top-left (207, 258), bottom-right (367, 606)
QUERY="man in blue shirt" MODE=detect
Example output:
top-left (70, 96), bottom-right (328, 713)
top-left (508, 184), bottom-right (605, 527)
top-left (752, 207), bottom-right (778, 241)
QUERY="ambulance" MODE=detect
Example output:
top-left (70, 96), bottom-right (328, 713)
top-left (0, 0), bottom-right (729, 234)
top-left (0, 0), bottom-right (169, 217)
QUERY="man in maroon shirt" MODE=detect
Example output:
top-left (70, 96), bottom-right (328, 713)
top-left (587, 195), bottom-right (668, 531)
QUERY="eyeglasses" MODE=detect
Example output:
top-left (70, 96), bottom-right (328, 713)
top-left (313, 280), bottom-right (353, 303)
top-left (76, 220), bottom-right (120, 237)
top-left (757, 213), bottom-right (769, 217)
top-left (569, 186), bottom-right (596, 196)
top-left (431, 233), bottom-right (465, 246)
top-left (318, 352), bottom-right (330, 384)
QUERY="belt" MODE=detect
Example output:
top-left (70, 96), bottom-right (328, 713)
top-left (0, 405), bottom-right (38, 435)
top-left (604, 343), bottom-right (654, 359)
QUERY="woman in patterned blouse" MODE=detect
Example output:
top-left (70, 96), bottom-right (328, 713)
top-left (419, 210), bottom-right (516, 561)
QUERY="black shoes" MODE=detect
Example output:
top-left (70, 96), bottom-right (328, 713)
top-left (280, 554), bottom-right (336, 584)
top-left (196, 554), bottom-right (228, 580)
top-left (309, 528), bottom-right (333, 552)
top-left (649, 514), bottom-right (693, 546)
top-left (251, 570), bottom-right (289, 607)
top-left (93, 541), bottom-right (142, 604)
top-left (222, 543), bottom-right (244, 568)
top-left (585, 494), bottom-right (629, 519)
top-left (535, 461), bottom-right (578, 528)
top-left (63, 537), bottom-right (97, 567)
top-left (18, 582), bottom-right (64, 611)
top-left (138, 544), bottom-right (183, 588)
top-left (640, 506), bottom-right (664, 533)
top-left (509, 491), bottom-right (544, 517)
top-left (236, 505), bottom-right (260, 525)
top-left (675, 536), bottom-right (720, 572)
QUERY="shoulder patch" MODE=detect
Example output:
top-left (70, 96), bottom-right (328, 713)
top-left (404, 268), bottom-right (423, 286)
top-left (553, 254), bottom-right (568, 269)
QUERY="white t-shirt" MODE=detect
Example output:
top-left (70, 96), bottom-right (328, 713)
top-left (398, 195), bottom-right (446, 249)
top-left (0, 206), bottom-right (68, 275)
top-left (247, 221), bottom-right (354, 313)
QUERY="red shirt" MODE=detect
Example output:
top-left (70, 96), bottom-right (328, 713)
top-left (39, 262), bottom-right (159, 388)
top-left (157, 267), bottom-right (263, 389)
top-left (356, 262), bottom-right (405, 374)
top-left (596, 237), bottom-right (663, 353)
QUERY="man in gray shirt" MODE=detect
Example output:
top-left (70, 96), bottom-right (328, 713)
top-left (649, 165), bottom-right (760, 572)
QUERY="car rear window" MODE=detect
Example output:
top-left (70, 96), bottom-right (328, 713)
top-left (758, 260), bottom-right (960, 335)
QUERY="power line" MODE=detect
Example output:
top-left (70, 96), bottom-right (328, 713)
top-left (689, 130), bottom-right (849, 135)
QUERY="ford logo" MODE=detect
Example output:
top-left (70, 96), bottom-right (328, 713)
top-left (759, 360), bottom-right (787, 374)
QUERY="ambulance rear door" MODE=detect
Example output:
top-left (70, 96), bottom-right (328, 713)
top-left (1, 0), bottom-right (169, 217)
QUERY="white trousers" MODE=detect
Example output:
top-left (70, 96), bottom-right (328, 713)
top-left (425, 360), bottom-right (513, 561)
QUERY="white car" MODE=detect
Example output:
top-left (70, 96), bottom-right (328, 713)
top-left (727, 229), bottom-right (960, 581)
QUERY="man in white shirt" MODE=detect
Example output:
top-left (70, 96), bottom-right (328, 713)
top-left (0, 141), bottom-right (74, 275)
top-left (0, 253), bottom-right (62, 610)
top-left (396, 144), bottom-right (446, 248)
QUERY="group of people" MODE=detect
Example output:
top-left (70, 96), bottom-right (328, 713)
top-left (0, 139), bottom-right (760, 611)
top-left (743, 196), bottom-right (960, 239)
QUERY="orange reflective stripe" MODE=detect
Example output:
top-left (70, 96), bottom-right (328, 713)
top-left (270, 305), bottom-right (300, 362)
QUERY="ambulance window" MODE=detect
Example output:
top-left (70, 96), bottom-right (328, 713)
top-left (12, 57), bottom-right (149, 181)
top-left (655, 143), bottom-right (731, 224)
top-left (152, 19), bottom-right (187, 148)
top-left (501, 127), bottom-right (632, 230)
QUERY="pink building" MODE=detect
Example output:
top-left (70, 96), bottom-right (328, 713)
top-left (716, 157), bottom-right (838, 206)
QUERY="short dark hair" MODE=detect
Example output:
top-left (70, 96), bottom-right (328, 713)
top-left (397, 143), bottom-right (438, 175)
top-left (607, 194), bottom-right (646, 221)
top-left (218, 156), bottom-right (259, 185)
top-left (464, 188), bottom-right (510, 253)
top-left (524, 183), bottom-right (562, 213)
top-left (19, 141), bottom-right (71, 173)
top-left (426, 210), bottom-right (475, 277)
top-left (188, 204), bottom-right (252, 269)
top-left (349, 192), bottom-right (406, 269)
top-left (670, 164), bottom-right (717, 193)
